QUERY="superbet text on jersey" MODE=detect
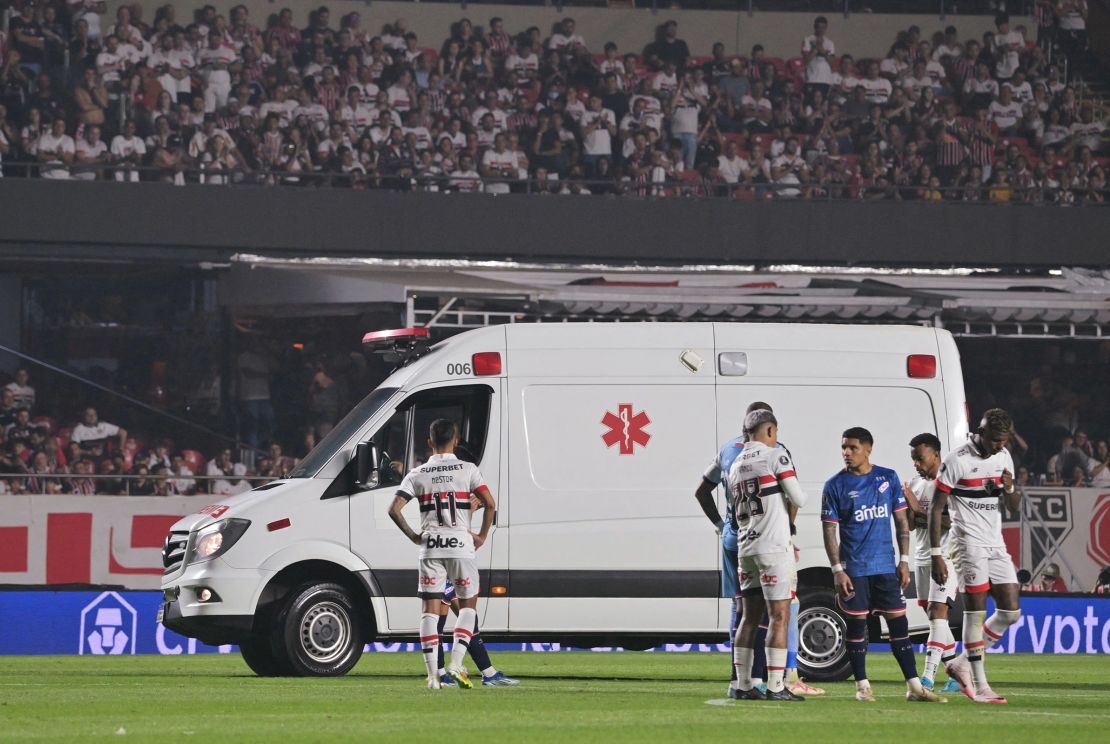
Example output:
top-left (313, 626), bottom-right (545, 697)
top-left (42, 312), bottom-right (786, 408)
top-left (934, 443), bottom-right (1015, 549)
top-left (397, 453), bottom-right (486, 559)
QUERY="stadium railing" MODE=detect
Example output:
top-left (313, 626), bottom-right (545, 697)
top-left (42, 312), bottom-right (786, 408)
top-left (7, 164), bottom-right (1108, 204)
top-left (0, 472), bottom-right (274, 496)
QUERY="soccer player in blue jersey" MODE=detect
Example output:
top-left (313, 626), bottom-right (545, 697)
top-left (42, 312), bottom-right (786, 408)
top-left (821, 427), bottom-right (945, 703)
top-left (695, 401), bottom-right (824, 698)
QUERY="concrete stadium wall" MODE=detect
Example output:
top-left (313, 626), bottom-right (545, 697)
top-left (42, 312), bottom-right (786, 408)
top-left (126, 1), bottom-right (1030, 61)
top-left (0, 180), bottom-right (1106, 268)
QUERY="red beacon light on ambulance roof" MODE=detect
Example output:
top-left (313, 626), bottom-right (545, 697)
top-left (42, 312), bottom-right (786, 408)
top-left (361, 327), bottom-right (430, 345)
top-left (362, 327), bottom-right (432, 369)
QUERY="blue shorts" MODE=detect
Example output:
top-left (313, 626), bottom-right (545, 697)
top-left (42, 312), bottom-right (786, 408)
top-left (721, 523), bottom-right (739, 598)
top-left (837, 573), bottom-right (907, 617)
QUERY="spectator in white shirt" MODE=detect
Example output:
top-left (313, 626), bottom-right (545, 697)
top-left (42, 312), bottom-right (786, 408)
top-left (111, 119), bottom-right (146, 182)
top-left (989, 86), bottom-right (1024, 134)
top-left (206, 448), bottom-right (250, 495)
top-left (879, 43), bottom-right (910, 81)
top-left (964, 63), bottom-right (1000, 108)
top-left (67, 0), bottom-right (106, 42)
top-left (1004, 69), bottom-right (1034, 105)
top-left (580, 95), bottom-right (617, 172)
top-left (717, 140), bottom-right (750, 185)
top-left (668, 84), bottom-right (702, 169)
top-left (901, 61), bottom-right (933, 101)
top-left (73, 124), bottom-right (108, 180)
top-left (449, 153), bottom-right (481, 192)
top-left (741, 81), bottom-right (774, 132)
top-left (36, 119), bottom-right (75, 179)
top-left (859, 61), bottom-right (893, 104)
top-left (933, 26), bottom-right (961, 63)
top-left (480, 133), bottom-right (520, 194)
top-left (70, 407), bottom-right (127, 458)
top-left (992, 13), bottom-right (1024, 81)
top-left (802, 16), bottom-right (835, 100)
top-left (4, 369), bottom-right (35, 410)
top-left (198, 32), bottom-right (236, 113)
top-left (1069, 104), bottom-right (1108, 153)
top-left (95, 35), bottom-right (126, 87)
top-left (171, 454), bottom-right (197, 495)
top-left (548, 18), bottom-right (585, 52)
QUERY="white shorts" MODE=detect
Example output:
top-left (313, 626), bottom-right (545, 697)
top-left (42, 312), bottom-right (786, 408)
top-left (954, 543), bottom-right (1018, 593)
top-left (739, 553), bottom-right (794, 603)
top-left (418, 557), bottom-right (480, 600)
top-left (914, 560), bottom-right (957, 608)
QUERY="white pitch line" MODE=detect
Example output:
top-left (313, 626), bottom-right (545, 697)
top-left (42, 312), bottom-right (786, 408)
top-left (1000, 711), bottom-right (1110, 720)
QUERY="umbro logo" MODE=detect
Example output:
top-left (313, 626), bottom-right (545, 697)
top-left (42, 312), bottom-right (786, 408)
top-left (849, 491), bottom-right (861, 499)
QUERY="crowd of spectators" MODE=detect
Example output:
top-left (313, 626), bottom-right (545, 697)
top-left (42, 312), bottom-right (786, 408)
top-left (0, 366), bottom-right (296, 495)
top-left (0, 2), bottom-right (1106, 200)
top-left (962, 338), bottom-right (1110, 488)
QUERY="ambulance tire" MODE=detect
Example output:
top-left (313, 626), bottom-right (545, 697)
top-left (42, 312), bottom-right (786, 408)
top-left (271, 581), bottom-right (365, 677)
top-left (795, 585), bottom-right (852, 682)
top-left (240, 634), bottom-right (292, 677)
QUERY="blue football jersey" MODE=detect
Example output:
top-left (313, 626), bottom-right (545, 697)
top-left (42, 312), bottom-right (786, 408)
top-left (820, 465), bottom-right (906, 577)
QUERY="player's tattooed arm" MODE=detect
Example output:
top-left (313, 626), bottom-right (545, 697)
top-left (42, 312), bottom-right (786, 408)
top-left (823, 521), bottom-right (853, 599)
top-left (929, 490), bottom-right (949, 586)
top-left (387, 494), bottom-right (422, 545)
top-left (893, 506), bottom-right (912, 588)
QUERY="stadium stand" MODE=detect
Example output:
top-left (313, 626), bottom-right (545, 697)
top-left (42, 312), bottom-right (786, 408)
top-left (3, 326), bottom-right (1109, 495)
top-left (0, 2), bottom-right (1106, 200)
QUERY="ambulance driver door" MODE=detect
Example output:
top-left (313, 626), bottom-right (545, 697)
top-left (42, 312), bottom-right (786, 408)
top-left (348, 383), bottom-right (503, 634)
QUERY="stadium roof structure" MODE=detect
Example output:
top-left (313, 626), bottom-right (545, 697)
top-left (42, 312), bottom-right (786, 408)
top-left (231, 256), bottom-right (1110, 339)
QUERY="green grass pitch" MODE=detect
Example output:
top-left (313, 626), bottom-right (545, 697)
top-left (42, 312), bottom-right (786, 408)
top-left (1, 653), bottom-right (1107, 742)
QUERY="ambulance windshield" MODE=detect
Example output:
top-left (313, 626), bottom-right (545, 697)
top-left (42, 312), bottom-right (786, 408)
top-left (287, 387), bottom-right (399, 478)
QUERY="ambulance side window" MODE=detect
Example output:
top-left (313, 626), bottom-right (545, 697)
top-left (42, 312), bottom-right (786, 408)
top-left (368, 409), bottom-right (408, 486)
top-left (406, 385), bottom-right (492, 469)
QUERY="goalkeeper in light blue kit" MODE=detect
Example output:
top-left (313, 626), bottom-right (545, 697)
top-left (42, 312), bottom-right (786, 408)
top-left (695, 401), bottom-right (825, 698)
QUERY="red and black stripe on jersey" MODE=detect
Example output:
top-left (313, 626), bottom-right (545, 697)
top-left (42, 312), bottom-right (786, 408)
top-left (416, 491), bottom-right (471, 512)
top-left (935, 477), bottom-right (1000, 499)
top-left (751, 471), bottom-right (795, 497)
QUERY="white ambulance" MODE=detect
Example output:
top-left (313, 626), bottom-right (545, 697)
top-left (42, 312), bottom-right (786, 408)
top-left (159, 323), bottom-right (968, 678)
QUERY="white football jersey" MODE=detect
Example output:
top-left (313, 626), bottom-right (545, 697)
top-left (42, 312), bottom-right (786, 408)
top-left (726, 441), bottom-right (799, 558)
top-left (908, 475), bottom-right (951, 566)
top-left (397, 453), bottom-right (486, 559)
top-left (935, 442), bottom-right (1014, 549)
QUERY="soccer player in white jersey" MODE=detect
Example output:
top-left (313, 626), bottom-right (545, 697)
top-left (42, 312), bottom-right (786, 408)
top-left (388, 419), bottom-right (496, 690)
top-left (930, 409), bottom-right (1022, 704)
top-left (728, 409), bottom-right (808, 702)
top-left (902, 433), bottom-right (972, 695)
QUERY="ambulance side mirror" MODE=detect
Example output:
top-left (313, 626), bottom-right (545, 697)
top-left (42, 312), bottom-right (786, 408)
top-left (355, 442), bottom-right (381, 489)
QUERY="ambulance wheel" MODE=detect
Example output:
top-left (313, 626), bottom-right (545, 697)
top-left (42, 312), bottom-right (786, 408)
top-left (272, 582), bottom-right (365, 677)
top-left (240, 635), bottom-right (291, 677)
top-left (796, 586), bottom-right (852, 682)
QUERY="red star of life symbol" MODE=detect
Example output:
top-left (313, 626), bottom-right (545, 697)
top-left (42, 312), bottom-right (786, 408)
top-left (601, 404), bottom-right (651, 455)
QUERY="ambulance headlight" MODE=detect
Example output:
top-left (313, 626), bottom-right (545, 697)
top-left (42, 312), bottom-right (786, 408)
top-left (187, 519), bottom-right (250, 566)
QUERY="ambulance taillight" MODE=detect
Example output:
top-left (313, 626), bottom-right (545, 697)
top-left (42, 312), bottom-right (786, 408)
top-left (906, 354), bottom-right (936, 379)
